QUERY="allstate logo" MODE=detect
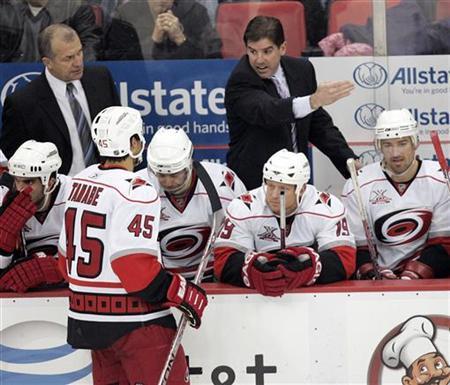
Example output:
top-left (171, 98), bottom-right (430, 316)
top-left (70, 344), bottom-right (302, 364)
top-left (359, 149), bottom-right (382, 166)
top-left (353, 62), bottom-right (387, 89)
top-left (0, 320), bottom-right (92, 384)
top-left (354, 104), bottom-right (385, 130)
top-left (1, 72), bottom-right (40, 106)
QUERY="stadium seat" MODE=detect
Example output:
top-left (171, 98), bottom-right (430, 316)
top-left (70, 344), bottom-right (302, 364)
top-left (216, 1), bottom-right (306, 58)
top-left (328, 0), bottom-right (402, 35)
top-left (436, 0), bottom-right (450, 20)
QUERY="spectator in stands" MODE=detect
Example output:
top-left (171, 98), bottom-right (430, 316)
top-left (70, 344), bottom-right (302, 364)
top-left (116, 0), bottom-right (222, 59)
top-left (225, 15), bottom-right (358, 190)
top-left (342, 109), bottom-right (450, 280)
top-left (0, 140), bottom-right (67, 293)
top-left (0, 0), bottom-right (101, 62)
top-left (0, 23), bottom-right (120, 176)
top-left (214, 149), bottom-right (356, 297)
top-left (319, 0), bottom-right (450, 56)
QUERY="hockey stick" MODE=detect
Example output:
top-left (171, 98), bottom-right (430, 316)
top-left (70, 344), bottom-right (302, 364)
top-left (430, 130), bottom-right (450, 193)
top-left (346, 158), bottom-right (381, 280)
top-left (157, 161), bottom-right (224, 385)
top-left (279, 191), bottom-right (286, 249)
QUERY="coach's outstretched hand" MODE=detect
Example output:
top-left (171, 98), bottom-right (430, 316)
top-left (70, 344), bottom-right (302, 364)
top-left (309, 80), bottom-right (354, 110)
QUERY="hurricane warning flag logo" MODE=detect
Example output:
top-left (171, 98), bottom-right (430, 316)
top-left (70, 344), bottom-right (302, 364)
top-left (353, 62), bottom-right (388, 89)
top-left (1, 72), bottom-right (40, 106)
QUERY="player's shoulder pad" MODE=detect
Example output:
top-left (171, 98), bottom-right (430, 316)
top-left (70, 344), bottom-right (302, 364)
top-left (309, 187), bottom-right (345, 215)
top-left (125, 176), bottom-right (158, 202)
top-left (226, 191), bottom-right (260, 218)
top-left (421, 159), bottom-right (447, 181)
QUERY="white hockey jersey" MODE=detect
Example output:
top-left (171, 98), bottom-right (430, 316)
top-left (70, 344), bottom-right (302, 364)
top-left (216, 184), bottom-right (355, 254)
top-left (138, 162), bottom-right (246, 280)
top-left (341, 160), bottom-right (450, 269)
top-left (0, 174), bottom-right (71, 268)
top-left (58, 165), bottom-right (169, 330)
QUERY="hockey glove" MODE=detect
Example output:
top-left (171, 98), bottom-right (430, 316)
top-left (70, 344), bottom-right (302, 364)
top-left (400, 260), bottom-right (434, 280)
top-left (0, 188), bottom-right (36, 253)
top-left (165, 274), bottom-right (207, 329)
top-left (0, 253), bottom-right (64, 293)
top-left (242, 252), bottom-right (287, 297)
top-left (356, 262), bottom-right (397, 280)
top-left (276, 247), bottom-right (322, 289)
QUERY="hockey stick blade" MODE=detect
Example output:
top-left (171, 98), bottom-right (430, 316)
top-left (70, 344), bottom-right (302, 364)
top-left (430, 130), bottom-right (450, 193)
top-left (346, 158), bottom-right (382, 280)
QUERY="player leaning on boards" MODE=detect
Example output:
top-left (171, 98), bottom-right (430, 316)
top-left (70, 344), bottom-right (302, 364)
top-left (214, 149), bottom-right (356, 297)
top-left (0, 140), bottom-right (66, 292)
top-left (137, 127), bottom-right (246, 281)
top-left (58, 106), bottom-right (207, 385)
top-left (342, 109), bottom-right (450, 279)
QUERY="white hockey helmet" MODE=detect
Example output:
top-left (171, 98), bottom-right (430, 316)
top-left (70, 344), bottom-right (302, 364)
top-left (91, 106), bottom-right (145, 159)
top-left (263, 149), bottom-right (310, 190)
top-left (8, 140), bottom-right (62, 187)
top-left (374, 109), bottom-right (418, 151)
top-left (147, 128), bottom-right (193, 174)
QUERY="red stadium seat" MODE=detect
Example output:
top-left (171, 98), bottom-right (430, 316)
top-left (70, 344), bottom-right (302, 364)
top-left (436, 0), bottom-right (450, 20)
top-left (328, 0), bottom-right (402, 34)
top-left (216, 1), bottom-right (306, 58)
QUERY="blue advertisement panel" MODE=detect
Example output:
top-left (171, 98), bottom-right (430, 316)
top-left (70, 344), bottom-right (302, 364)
top-left (0, 59), bottom-right (237, 163)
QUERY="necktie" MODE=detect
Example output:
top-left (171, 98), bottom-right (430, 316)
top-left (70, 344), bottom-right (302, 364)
top-left (66, 83), bottom-right (95, 166)
top-left (271, 76), bottom-right (298, 153)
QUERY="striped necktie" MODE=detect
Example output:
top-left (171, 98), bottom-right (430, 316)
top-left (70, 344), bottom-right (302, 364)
top-left (66, 83), bottom-right (95, 166)
top-left (271, 75), bottom-right (298, 153)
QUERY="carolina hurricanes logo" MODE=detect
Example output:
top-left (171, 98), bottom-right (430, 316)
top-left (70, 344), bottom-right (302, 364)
top-left (369, 190), bottom-right (392, 204)
top-left (127, 177), bottom-right (150, 190)
top-left (159, 225), bottom-right (211, 261)
top-left (257, 226), bottom-right (280, 242)
top-left (374, 208), bottom-right (432, 246)
top-left (221, 171), bottom-right (235, 190)
top-left (160, 207), bottom-right (170, 221)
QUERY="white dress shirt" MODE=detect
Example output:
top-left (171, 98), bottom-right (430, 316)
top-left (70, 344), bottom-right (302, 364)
top-left (45, 68), bottom-right (93, 176)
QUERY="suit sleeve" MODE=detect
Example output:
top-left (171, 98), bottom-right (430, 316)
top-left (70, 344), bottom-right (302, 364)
top-left (0, 95), bottom-right (28, 159)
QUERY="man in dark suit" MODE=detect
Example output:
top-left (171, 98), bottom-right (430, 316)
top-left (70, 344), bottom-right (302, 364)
top-left (1, 23), bottom-right (120, 175)
top-left (225, 16), bottom-right (359, 190)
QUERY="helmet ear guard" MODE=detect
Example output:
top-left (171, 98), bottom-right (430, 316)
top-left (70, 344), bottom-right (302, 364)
top-left (8, 140), bottom-right (62, 188)
top-left (374, 109), bottom-right (418, 151)
top-left (91, 106), bottom-right (145, 160)
top-left (147, 127), bottom-right (193, 175)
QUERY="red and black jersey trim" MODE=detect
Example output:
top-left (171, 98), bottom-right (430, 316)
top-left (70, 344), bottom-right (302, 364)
top-left (67, 315), bottom-right (176, 349)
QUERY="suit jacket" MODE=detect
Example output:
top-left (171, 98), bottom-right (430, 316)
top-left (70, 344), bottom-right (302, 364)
top-left (0, 65), bottom-right (120, 175)
top-left (225, 55), bottom-right (356, 190)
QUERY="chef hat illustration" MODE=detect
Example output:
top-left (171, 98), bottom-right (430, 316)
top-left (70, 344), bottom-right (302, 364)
top-left (382, 316), bottom-right (437, 369)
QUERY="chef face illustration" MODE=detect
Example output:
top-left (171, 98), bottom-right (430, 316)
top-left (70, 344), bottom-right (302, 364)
top-left (382, 316), bottom-right (450, 385)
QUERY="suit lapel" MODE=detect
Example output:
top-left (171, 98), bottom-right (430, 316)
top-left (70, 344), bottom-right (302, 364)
top-left (80, 68), bottom-right (99, 121)
top-left (36, 74), bottom-right (71, 144)
top-left (281, 57), bottom-right (307, 98)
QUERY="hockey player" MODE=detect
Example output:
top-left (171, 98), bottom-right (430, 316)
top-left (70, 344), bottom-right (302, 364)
top-left (0, 140), bottom-right (67, 292)
top-left (214, 149), bottom-right (356, 297)
top-left (58, 106), bottom-right (207, 385)
top-left (342, 109), bottom-right (450, 279)
top-left (140, 127), bottom-right (246, 281)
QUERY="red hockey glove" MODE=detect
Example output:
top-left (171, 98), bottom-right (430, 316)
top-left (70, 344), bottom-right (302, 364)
top-left (356, 262), bottom-right (397, 280)
top-left (0, 253), bottom-right (63, 293)
top-left (0, 188), bottom-right (37, 253)
top-left (276, 246), bottom-right (322, 289)
top-left (165, 274), bottom-right (207, 329)
top-left (242, 252), bottom-right (287, 297)
top-left (400, 260), bottom-right (434, 280)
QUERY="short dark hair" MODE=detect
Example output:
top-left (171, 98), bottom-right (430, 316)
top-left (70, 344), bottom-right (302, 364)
top-left (243, 16), bottom-right (285, 47)
top-left (38, 23), bottom-right (78, 59)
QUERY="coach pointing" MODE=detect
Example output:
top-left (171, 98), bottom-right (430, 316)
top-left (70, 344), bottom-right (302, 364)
top-left (1, 24), bottom-right (120, 176)
top-left (225, 16), bottom-right (358, 190)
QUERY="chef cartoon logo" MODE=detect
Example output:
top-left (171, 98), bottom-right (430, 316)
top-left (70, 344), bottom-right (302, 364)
top-left (368, 315), bottom-right (450, 385)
